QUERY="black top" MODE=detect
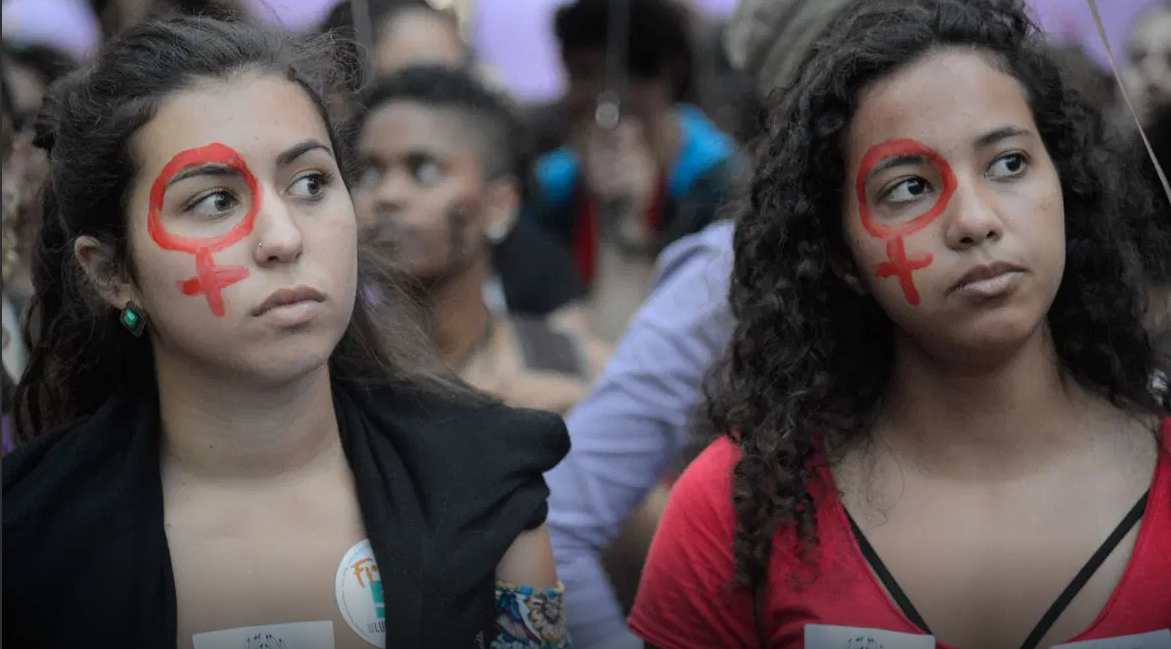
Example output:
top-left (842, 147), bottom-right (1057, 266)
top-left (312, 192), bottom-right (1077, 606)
top-left (2, 378), bottom-right (570, 648)
top-left (493, 221), bottom-right (586, 317)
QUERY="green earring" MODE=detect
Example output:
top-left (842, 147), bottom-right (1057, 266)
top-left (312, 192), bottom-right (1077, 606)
top-left (119, 301), bottom-right (146, 337)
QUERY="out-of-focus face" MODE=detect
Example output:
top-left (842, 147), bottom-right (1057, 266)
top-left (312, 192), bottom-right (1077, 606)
top-left (351, 101), bottom-right (494, 285)
top-left (841, 48), bottom-right (1066, 359)
top-left (561, 47), bottom-right (672, 139)
top-left (114, 73), bottom-right (358, 382)
top-left (1124, 5), bottom-right (1171, 125)
top-left (3, 60), bottom-right (46, 128)
top-left (374, 9), bottom-right (465, 75)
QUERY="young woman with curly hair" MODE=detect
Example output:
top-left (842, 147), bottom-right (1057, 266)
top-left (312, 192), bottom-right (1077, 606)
top-left (628, 1), bottom-right (1171, 648)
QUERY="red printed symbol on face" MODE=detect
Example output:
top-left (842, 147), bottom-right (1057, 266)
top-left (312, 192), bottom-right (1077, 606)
top-left (148, 143), bottom-right (260, 317)
top-left (856, 139), bottom-right (957, 305)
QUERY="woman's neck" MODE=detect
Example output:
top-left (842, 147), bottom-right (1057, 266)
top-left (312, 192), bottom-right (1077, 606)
top-left (425, 256), bottom-right (492, 369)
top-left (155, 353), bottom-right (341, 482)
top-left (875, 326), bottom-right (1124, 479)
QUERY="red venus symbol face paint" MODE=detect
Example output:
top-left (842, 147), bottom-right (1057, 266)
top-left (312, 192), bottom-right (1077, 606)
top-left (147, 143), bottom-right (260, 317)
top-left (855, 138), bottom-right (957, 306)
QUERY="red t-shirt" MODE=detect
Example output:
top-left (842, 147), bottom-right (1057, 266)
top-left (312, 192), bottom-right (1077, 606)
top-left (628, 421), bottom-right (1171, 649)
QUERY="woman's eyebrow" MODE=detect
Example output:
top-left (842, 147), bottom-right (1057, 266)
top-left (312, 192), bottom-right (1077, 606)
top-left (972, 125), bottom-right (1032, 150)
top-left (165, 163), bottom-right (238, 188)
top-left (276, 138), bottom-right (333, 167)
top-left (866, 154), bottom-right (927, 181)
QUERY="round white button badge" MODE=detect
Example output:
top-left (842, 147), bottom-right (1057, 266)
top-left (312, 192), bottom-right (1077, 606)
top-left (335, 539), bottom-right (387, 648)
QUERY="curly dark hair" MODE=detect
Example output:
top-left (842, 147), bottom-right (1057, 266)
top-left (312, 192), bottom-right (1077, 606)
top-left (704, 0), bottom-right (1171, 596)
top-left (554, 0), bottom-right (694, 102)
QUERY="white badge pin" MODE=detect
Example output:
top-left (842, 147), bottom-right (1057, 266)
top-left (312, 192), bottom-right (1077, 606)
top-left (335, 539), bottom-right (387, 648)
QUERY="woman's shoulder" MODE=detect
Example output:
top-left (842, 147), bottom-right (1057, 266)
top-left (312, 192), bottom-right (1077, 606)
top-left (652, 436), bottom-right (741, 531)
top-left (352, 382), bottom-right (571, 522)
top-left (678, 435), bottom-right (741, 492)
top-left (381, 385), bottom-right (571, 468)
top-left (4, 393), bottom-right (154, 526)
top-left (3, 423), bottom-right (77, 505)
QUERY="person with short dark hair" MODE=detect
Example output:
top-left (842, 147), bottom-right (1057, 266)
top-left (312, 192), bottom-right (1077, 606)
top-left (350, 65), bottom-right (609, 415)
top-left (3, 17), bottom-right (569, 648)
top-left (631, 1), bottom-right (1170, 647)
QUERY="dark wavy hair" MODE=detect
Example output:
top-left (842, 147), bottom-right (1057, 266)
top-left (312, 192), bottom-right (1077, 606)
top-left (704, 0), bottom-right (1171, 595)
top-left (12, 17), bottom-right (470, 444)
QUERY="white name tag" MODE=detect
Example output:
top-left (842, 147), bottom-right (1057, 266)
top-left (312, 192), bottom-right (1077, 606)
top-left (804, 624), bottom-right (936, 649)
top-left (192, 620), bottom-right (335, 649)
top-left (1051, 630), bottom-right (1171, 649)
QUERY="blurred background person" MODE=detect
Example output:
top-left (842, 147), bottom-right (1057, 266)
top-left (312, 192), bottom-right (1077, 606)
top-left (528, 0), bottom-right (739, 343)
top-left (2, 59), bottom-right (50, 454)
top-left (321, 0), bottom-right (590, 321)
top-left (1112, 1), bottom-right (1171, 357)
top-left (318, 0), bottom-right (467, 83)
top-left (1120, 0), bottom-right (1171, 130)
top-left (349, 65), bottom-right (610, 415)
top-left (1, 41), bottom-right (76, 131)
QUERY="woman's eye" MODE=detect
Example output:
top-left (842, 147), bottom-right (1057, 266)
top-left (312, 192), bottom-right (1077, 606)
top-left (189, 190), bottom-right (239, 219)
top-left (885, 177), bottom-right (931, 205)
top-left (290, 172), bottom-right (329, 199)
top-left (988, 153), bottom-right (1028, 179)
top-left (412, 160), bottom-right (443, 186)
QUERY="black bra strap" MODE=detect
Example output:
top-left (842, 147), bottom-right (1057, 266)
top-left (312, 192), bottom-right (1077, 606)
top-left (845, 510), bottom-right (933, 634)
top-left (846, 490), bottom-right (1150, 649)
top-left (1019, 490), bottom-right (1150, 649)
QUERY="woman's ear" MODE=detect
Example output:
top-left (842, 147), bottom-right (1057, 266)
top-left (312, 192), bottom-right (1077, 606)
top-left (73, 235), bottom-right (138, 309)
top-left (483, 177), bottom-right (520, 244)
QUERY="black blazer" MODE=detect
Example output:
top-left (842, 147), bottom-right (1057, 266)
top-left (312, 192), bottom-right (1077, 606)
top-left (2, 378), bottom-right (570, 648)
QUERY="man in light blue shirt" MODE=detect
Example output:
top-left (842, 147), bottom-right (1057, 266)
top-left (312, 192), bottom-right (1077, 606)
top-left (545, 220), bottom-right (734, 649)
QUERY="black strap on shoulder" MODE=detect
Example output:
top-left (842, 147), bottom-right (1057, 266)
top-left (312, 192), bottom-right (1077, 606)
top-left (845, 510), bottom-right (933, 634)
top-left (1019, 490), bottom-right (1149, 649)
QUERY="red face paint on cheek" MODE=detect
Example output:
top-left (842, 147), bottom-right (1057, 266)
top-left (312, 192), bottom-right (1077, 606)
top-left (855, 138), bottom-right (957, 306)
top-left (147, 143), bottom-right (261, 317)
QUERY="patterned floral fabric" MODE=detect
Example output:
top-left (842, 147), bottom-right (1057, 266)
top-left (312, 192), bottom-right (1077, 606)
top-left (493, 581), bottom-right (570, 648)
